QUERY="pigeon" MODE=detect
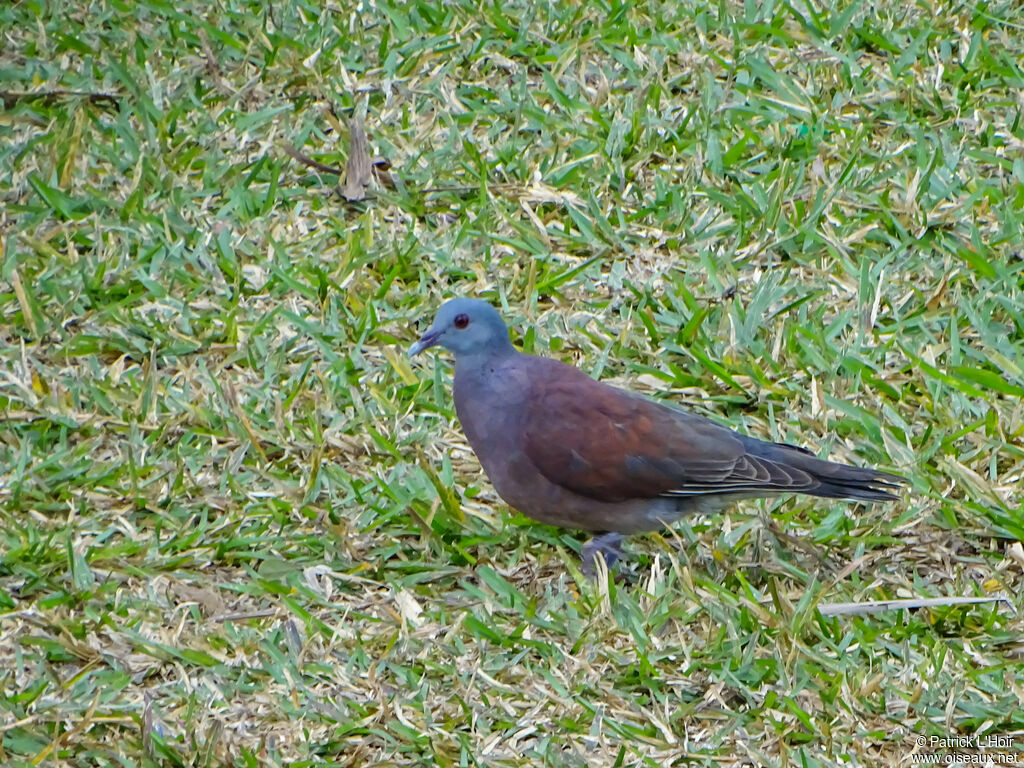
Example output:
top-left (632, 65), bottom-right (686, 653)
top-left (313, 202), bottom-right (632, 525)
top-left (410, 297), bottom-right (904, 573)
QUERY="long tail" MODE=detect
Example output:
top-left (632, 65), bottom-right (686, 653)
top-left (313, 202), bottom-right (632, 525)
top-left (742, 437), bottom-right (904, 502)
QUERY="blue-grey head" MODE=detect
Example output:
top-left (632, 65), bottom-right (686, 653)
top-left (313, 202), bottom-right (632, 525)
top-left (409, 298), bottom-right (514, 358)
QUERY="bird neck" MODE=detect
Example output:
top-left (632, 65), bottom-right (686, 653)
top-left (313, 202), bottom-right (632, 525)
top-left (454, 342), bottom-right (516, 376)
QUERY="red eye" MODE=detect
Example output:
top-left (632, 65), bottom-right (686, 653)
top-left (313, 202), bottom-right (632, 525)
top-left (454, 314), bottom-right (470, 329)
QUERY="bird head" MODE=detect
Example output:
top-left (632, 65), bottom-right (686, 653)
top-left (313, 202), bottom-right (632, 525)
top-left (409, 298), bottom-right (513, 358)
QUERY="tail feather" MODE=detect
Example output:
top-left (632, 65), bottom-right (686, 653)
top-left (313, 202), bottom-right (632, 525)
top-left (746, 438), bottom-right (904, 502)
top-left (658, 432), bottom-right (906, 503)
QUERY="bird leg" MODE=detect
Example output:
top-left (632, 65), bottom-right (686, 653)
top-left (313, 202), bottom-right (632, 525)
top-left (581, 532), bottom-right (625, 577)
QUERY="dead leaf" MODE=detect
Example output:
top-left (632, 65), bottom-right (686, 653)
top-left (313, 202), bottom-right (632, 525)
top-left (394, 589), bottom-right (423, 627)
top-left (341, 118), bottom-right (372, 201)
top-left (172, 580), bottom-right (227, 617)
top-left (1007, 541), bottom-right (1024, 570)
top-left (811, 154), bottom-right (826, 182)
top-left (925, 270), bottom-right (952, 310)
top-left (371, 156), bottom-right (395, 188)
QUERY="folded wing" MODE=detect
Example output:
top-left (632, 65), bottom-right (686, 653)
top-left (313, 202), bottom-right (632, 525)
top-left (522, 359), bottom-right (901, 502)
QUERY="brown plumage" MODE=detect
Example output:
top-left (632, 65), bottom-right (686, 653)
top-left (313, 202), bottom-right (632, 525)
top-left (411, 298), bottom-right (905, 572)
top-left (521, 358), bottom-right (900, 504)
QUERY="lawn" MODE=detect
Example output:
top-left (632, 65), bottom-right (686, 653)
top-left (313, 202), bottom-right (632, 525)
top-left (1, 0), bottom-right (1023, 766)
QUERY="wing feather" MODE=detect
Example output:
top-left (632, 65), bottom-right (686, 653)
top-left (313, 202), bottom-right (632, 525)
top-left (519, 357), bottom-right (902, 504)
top-left (521, 359), bottom-right (795, 501)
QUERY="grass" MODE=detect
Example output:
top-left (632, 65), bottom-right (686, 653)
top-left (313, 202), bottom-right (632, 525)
top-left (1, 0), bottom-right (1023, 765)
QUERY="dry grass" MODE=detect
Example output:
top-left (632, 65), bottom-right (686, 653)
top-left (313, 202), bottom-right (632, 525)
top-left (1, 0), bottom-right (1023, 766)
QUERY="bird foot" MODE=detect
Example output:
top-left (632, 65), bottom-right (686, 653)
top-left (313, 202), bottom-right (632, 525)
top-left (581, 533), bottom-right (625, 578)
